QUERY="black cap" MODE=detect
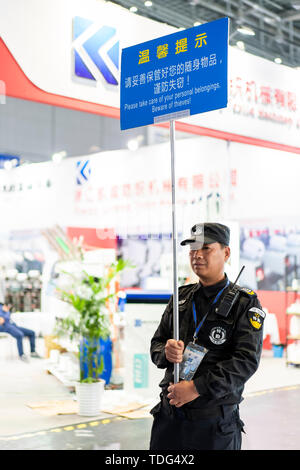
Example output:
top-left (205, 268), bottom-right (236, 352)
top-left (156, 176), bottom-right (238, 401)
top-left (180, 222), bottom-right (230, 246)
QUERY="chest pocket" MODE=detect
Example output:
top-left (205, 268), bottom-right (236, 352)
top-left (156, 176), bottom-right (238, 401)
top-left (167, 296), bottom-right (192, 334)
top-left (198, 314), bottom-right (235, 350)
top-left (178, 298), bottom-right (194, 343)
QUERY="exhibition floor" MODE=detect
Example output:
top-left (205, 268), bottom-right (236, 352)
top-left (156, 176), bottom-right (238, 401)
top-left (1, 342), bottom-right (300, 451)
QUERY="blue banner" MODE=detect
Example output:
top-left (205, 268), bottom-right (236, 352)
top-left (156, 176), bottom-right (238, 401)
top-left (120, 17), bottom-right (228, 130)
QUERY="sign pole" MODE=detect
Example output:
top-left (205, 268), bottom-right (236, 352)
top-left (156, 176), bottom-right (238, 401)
top-left (170, 119), bottom-right (179, 384)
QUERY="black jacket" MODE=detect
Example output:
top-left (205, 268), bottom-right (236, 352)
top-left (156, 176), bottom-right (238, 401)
top-left (150, 275), bottom-right (264, 409)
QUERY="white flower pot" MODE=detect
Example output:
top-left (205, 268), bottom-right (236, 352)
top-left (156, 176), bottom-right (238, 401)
top-left (75, 380), bottom-right (105, 416)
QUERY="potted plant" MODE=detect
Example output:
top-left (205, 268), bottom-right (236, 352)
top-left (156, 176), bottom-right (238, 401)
top-left (55, 258), bottom-right (128, 416)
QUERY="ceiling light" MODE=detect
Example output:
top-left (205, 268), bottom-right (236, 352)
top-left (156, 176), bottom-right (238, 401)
top-left (264, 17), bottom-right (276, 25)
top-left (127, 139), bottom-right (139, 151)
top-left (144, 1), bottom-right (152, 6)
top-left (236, 41), bottom-right (245, 50)
top-left (193, 21), bottom-right (201, 26)
top-left (274, 57), bottom-right (282, 64)
top-left (130, 6), bottom-right (138, 13)
top-left (237, 26), bottom-right (255, 36)
top-left (127, 134), bottom-right (144, 151)
top-left (52, 153), bottom-right (62, 163)
top-left (52, 151), bottom-right (66, 163)
top-left (4, 160), bottom-right (13, 170)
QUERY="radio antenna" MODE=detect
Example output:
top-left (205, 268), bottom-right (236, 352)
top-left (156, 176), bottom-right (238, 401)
top-left (232, 265), bottom-right (245, 289)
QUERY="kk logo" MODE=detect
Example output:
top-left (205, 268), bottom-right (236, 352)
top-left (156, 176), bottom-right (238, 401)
top-left (76, 160), bottom-right (91, 185)
top-left (72, 16), bottom-right (119, 85)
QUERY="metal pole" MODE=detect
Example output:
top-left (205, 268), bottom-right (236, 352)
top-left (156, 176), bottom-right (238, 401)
top-left (170, 119), bottom-right (179, 384)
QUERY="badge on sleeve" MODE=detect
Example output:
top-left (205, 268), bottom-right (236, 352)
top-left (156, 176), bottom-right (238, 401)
top-left (247, 307), bottom-right (266, 330)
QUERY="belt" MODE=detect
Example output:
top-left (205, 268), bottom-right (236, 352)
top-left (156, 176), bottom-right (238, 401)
top-left (161, 394), bottom-right (238, 420)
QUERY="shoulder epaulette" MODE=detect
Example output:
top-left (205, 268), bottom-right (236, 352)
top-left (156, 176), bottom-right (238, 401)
top-left (238, 286), bottom-right (257, 297)
top-left (178, 283), bottom-right (198, 295)
top-left (179, 282), bottom-right (198, 289)
top-left (178, 283), bottom-right (198, 303)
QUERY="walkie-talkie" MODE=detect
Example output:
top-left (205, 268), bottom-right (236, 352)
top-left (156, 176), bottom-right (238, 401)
top-left (215, 266), bottom-right (245, 318)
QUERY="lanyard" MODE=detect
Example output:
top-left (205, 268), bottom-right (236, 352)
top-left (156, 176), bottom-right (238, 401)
top-left (192, 279), bottom-right (230, 343)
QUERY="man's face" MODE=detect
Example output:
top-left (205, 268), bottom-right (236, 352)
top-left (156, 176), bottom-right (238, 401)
top-left (189, 242), bottom-right (230, 280)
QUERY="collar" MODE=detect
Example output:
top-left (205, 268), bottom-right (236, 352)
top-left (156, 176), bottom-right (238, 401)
top-left (198, 273), bottom-right (229, 299)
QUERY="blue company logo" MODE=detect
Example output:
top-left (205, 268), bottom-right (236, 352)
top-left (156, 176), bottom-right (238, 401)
top-left (76, 160), bottom-right (91, 185)
top-left (72, 16), bottom-right (119, 85)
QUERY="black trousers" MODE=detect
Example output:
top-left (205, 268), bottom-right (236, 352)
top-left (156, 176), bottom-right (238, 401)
top-left (149, 400), bottom-right (244, 451)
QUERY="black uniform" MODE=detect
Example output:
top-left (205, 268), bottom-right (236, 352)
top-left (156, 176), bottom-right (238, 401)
top-left (149, 274), bottom-right (264, 450)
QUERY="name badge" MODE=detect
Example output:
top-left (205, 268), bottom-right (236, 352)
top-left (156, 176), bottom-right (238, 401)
top-left (179, 342), bottom-right (208, 381)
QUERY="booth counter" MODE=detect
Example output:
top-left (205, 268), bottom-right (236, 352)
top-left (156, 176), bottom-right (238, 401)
top-left (123, 291), bottom-right (170, 401)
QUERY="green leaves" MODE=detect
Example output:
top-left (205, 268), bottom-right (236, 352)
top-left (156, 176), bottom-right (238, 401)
top-left (103, 259), bottom-right (132, 288)
top-left (55, 259), bottom-right (129, 382)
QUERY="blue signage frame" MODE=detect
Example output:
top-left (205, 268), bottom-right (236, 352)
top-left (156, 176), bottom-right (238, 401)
top-left (120, 17), bottom-right (229, 130)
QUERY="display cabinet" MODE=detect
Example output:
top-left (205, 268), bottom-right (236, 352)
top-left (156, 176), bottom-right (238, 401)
top-left (284, 255), bottom-right (300, 366)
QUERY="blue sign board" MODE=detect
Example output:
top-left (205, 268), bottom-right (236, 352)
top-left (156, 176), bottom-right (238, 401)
top-left (120, 17), bottom-right (228, 130)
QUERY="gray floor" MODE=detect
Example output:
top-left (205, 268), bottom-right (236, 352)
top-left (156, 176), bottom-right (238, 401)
top-left (1, 341), bottom-right (300, 450)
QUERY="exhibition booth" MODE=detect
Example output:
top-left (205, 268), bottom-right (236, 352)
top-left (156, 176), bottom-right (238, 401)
top-left (0, 0), bottom-right (300, 399)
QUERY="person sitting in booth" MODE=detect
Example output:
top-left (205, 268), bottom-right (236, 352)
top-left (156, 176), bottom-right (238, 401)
top-left (0, 303), bottom-right (41, 362)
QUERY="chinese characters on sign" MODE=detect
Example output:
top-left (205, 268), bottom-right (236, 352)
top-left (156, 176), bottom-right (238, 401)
top-left (157, 44), bottom-right (168, 59)
top-left (73, 161), bottom-right (234, 238)
top-left (138, 31), bottom-right (208, 65)
top-left (121, 17), bottom-right (228, 130)
top-left (195, 33), bottom-right (207, 48)
top-left (125, 55), bottom-right (218, 95)
top-left (75, 173), bottom-right (206, 208)
top-left (138, 49), bottom-right (150, 64)
top-left (230, 77), bottom-right (297, 111)
top-left (229, 76), bottom-right (299, 128)
top-left (123, 23), bottom-right (223, 113)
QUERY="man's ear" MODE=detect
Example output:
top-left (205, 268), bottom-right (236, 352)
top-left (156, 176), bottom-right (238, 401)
top-left (224, 246), bottom-right (231, 262)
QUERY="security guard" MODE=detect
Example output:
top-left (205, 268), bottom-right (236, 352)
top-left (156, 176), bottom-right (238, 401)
top-left (149, 222), bottom-right (264, 450)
